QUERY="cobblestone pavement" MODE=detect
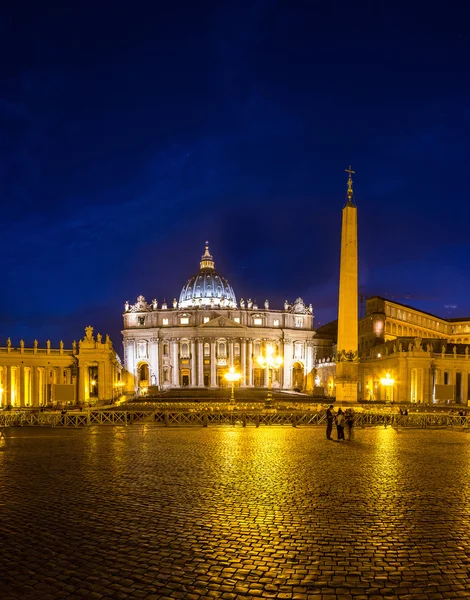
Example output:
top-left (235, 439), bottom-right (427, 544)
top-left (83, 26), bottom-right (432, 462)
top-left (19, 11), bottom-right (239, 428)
top-left (1, 426), bottom-right (470, 599)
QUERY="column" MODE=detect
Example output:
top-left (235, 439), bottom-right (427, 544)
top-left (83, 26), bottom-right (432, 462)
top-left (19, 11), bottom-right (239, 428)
top-left (462, 370), bottom-right (468, 405)
top-left (247, 340), bottom-right (253, 387)
top-left (150, 338), bottom-right (160, 388)
top-left (172, 340), bottom-right (179, 387)
top-left (18, 364), bottom-right (24, 407)
top-left (159, 340), bottom-right (165, 388)
top-left (264, 346), bottom-right (269, 388)
top-left (98, 361), bottom-right (105, 401)
top-left (229, 340), bottom-right (234, 368)
top-left (241, 339), bottom-right (247, 386)
top-left (126, 339), bottom-right (136, 379)
top-left (6, 366), bottom-right (12, 406)
top-left (305, 342), bottom-right (314, 391)
top-left (24, 367), bottom-right (31, 406)
top-left (198, 339), bottom-right (204, 386)
top-left (37, 367), bottom-right (44, 406)
top-left (191, 340), bottom-right (197, 386)
top-left (210, 340), bottom-right (217, 387)
top-left (283, 340), bottom-right (293, 389)
top-left (0, 366), bottom-right (4, 407)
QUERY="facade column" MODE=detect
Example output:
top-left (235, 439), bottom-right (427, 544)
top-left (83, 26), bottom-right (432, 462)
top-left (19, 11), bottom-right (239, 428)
top-left (191, 339), bottom-right (197, 386)
top-left (6, 366), bottom-right (12, 407)
top-left (229, 340), bottom-right (234, 368)
top-left (78, 363), bottom-right (88, 405)
top-left (150, 338), bottom-right (160, 388)
top-left (462, 369), bottom-right (468, 405)
top-left (305, 341), bottom-right (314, 391)
top-left (126, 340), bottom-right (136, 392)
top-left (210, 340), bottom-right (217, 387)
top-left (241, 339), bottom-right (247, 386)
top-left (172, 339), bottom-right (179, 387)
top-left (283, 340), bottom-right (293, 390)
top-left (198, 339), bottom-right (204, 386)
top-left (247, 340), bottom-right (253, 387)
top-left (18, 364), bottom-right (24, 407)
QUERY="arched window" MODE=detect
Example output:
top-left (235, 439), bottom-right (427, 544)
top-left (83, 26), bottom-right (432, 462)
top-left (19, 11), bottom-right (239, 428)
top-left (234, 343), bottom-right (240, 355)
top-left (218, 341), bottom-right (226, 356)
top-left (254, 342), bottom-right (260, 356)
top-left (204, 343), bottom-right (210, 357)
top-left (181, 342), bottom-right (189, 357)
top-left (163, 343), bottom-right (169, 356)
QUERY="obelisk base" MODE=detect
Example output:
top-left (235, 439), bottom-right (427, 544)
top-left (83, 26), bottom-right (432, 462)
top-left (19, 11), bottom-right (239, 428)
top-left (335, 362), bottom-right (358, 402)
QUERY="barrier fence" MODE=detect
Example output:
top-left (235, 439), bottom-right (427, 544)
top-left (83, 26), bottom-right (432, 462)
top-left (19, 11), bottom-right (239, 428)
top-left (0, 409), bottom-right (469, 430)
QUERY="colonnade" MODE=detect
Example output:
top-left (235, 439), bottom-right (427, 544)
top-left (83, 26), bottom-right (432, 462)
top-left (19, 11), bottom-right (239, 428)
top-left (0, 364), bottom-right (71, 407)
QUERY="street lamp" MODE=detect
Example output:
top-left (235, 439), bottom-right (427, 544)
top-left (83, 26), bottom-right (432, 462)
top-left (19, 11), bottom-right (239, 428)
top-left (224, 367), bottom-right (242, 403)
top-left (380, 373), bottom-right (395, 402)
top-left (256, 346), bottom-right (283, 403)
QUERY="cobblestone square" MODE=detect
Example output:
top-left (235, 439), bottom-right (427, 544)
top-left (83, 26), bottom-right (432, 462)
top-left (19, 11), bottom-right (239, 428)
top-left (1, 426), bottom-right (470, 599)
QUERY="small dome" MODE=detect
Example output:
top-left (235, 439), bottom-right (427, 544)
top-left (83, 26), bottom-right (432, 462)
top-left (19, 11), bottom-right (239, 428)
top-left (178, 242), bottom-right (237, 309)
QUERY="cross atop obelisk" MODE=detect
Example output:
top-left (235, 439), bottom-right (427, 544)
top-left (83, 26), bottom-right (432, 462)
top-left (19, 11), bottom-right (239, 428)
top-left (345, 165), bottom-right (355, 204)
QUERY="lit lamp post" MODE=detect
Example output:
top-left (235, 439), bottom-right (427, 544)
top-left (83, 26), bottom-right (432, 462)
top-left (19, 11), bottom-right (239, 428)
top-left (224, 367), bottom-right (242, 403)
top-left (380, 373), bottom-right (395, 402)
top-left (257, 347), bottom-right (283, 403)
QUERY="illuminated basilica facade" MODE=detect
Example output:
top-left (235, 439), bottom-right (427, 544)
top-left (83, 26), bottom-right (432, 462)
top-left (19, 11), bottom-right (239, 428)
top-left (122, 244), bottom-right (330, 393)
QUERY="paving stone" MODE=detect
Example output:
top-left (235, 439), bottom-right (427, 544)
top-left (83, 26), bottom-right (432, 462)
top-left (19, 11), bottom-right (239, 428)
top-left (1, 427), bottom-right (470, 599)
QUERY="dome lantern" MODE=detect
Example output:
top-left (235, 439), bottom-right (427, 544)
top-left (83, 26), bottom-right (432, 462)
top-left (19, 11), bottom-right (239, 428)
top-left (200, 241), bottom-right (215, 270)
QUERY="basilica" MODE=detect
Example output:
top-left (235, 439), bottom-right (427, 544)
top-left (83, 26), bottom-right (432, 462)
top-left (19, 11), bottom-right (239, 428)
top-left (122, 244), bottom-right (330, 393)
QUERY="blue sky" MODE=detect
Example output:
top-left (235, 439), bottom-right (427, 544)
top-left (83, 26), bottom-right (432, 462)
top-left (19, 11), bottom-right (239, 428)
top-left (1, 0), bottom-right (469, 351)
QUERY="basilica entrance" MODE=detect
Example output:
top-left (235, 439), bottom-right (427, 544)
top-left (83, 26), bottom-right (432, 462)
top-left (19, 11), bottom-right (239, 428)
top-left (181, 369), bottom-right (190, 387)
top-left (138, 363), bottom-right (149, 388)
top-left (292, 362), bottom-right (304, 391)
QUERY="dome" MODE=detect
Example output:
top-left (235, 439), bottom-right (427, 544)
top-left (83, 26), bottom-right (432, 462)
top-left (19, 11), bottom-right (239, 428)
top-left (178, 243), bottom-right (237, 309)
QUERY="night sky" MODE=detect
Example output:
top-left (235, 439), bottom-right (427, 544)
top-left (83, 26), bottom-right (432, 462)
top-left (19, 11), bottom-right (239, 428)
top-left (2, 1), bottom-right (470, 354)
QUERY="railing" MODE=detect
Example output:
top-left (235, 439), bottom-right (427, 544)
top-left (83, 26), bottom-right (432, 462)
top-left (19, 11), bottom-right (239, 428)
top-left (0, 409), bottom-right (469, 429)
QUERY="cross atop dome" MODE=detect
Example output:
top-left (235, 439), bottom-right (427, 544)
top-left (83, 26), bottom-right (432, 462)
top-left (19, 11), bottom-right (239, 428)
top-left (200, 241), bottom-right (215, 270)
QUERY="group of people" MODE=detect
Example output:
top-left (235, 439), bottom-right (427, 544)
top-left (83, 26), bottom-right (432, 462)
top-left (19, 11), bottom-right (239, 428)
top-left (326, 405), bottom-right (355, 440)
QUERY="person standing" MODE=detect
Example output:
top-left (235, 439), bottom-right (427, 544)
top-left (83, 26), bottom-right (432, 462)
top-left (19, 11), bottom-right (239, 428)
top-left (345, 409), bottom-right (354, 440)
top-left (336, 408), bottom-right (345, 440)
top-left (326, 405), bottom-right (335, 440)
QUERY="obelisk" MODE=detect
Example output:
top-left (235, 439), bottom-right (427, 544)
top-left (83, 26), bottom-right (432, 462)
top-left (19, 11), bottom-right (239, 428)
top-left (335, 166), bottom-right (359, 402)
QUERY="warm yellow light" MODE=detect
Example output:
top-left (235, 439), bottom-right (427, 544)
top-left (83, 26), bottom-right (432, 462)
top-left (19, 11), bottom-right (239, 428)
top-left (257, 349), bottom-right (283, 369)
top-left (91, 379), bottom-right (96, 386)
top-left (0, 386), bottom-right (3, 394)
top-left (141, 387), bottom-right (148, 395)
top-left (380, 373), bottom-right (394, 386)
top-left (224, 367), bottom-right (242, 383)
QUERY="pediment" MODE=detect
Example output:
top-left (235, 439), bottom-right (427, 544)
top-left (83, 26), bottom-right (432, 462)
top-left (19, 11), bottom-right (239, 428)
top-left (198, 316), bottom-right (247, 329)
